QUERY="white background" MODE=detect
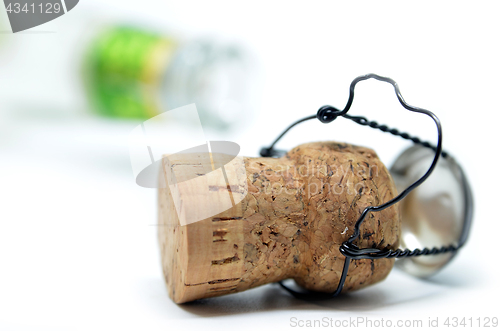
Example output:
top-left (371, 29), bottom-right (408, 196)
top-left (0, 1), bottom-right (499, 330)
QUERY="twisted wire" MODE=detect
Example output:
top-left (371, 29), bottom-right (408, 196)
top-left (340, 241), bottom-right (460, 260)
top-left (266, 74), bottom-right (468, 300)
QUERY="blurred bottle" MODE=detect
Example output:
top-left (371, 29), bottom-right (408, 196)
top-left (83, 26), bottom-right (252, 130)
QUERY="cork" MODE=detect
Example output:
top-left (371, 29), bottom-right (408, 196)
top-left (158, 141), bottom-right (400, 303)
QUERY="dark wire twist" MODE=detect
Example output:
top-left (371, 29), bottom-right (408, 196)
top-left (261, 74), bottom-right (464, 300)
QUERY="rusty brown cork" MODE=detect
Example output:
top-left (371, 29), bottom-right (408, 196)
top-left (159, 141), bottom-right (401, 303)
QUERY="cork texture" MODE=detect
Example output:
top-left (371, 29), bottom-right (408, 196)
top-left (159, 141), bottom-right (401, 303)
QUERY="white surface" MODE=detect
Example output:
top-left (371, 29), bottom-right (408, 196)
top-left (0, 1), bottom-right (499, 330)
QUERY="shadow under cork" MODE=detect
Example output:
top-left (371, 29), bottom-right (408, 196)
top-left (176, 274), bottom-right (441, 317)
top-left (138, 266), bottom-right (478, 318)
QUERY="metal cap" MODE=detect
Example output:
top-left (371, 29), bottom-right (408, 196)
top-left (390, 145), bottom-right (473, 278)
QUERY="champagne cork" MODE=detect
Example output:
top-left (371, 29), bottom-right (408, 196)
top-left (158, 141), bottom-right (400, 303)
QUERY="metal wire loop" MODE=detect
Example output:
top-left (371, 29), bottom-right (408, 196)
top-left (259, 74), bottom-right (467, 300)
